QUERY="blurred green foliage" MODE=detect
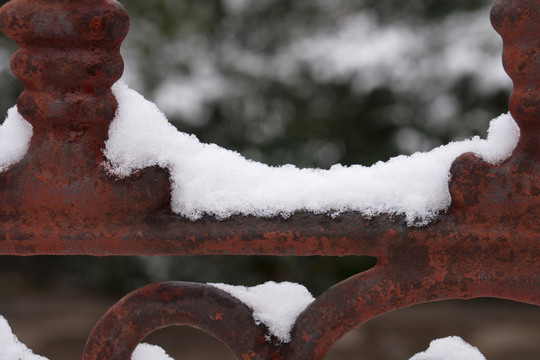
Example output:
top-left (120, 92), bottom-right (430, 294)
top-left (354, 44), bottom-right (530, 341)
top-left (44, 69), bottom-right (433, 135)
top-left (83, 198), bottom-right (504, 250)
top-left (121, 0), bottom-right (509, 168)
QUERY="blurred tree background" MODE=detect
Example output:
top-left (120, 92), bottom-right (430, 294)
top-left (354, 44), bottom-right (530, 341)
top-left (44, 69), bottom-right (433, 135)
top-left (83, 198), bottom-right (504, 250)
top-left (0, 0), bottom-right (511, 297)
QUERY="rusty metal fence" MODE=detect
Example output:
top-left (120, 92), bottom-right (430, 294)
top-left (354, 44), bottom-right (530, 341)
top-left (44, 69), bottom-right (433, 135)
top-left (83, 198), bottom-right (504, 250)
top-left (0, 0), bottom-right (538, 359)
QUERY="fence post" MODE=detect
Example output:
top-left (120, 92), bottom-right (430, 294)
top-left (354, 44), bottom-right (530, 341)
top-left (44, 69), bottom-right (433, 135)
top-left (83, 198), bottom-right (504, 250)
top-left (0, 0), bottom-right (170, 254)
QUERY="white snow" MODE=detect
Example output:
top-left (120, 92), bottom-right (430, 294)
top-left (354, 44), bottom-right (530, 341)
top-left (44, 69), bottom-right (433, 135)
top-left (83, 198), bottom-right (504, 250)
top-left (0, 315), bottom-right (47, 360)
top-left (104, 81), bottom-right (519, 225)
top-left (0, 106), bottom-right (33, 173)
top-left (210, 281), bottom-right (315, 343)
top-left (131, 343), bottom-right (174, 360)
top-left (409, 336), bottom-right (486, 360)
top-left (0, 315), bottom-right (173, 360)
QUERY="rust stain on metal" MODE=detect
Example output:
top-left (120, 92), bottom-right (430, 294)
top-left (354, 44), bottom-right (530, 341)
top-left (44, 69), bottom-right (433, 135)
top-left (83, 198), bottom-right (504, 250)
top-left (0, 0), bottom-right (537, 359)
top-left (83, 282), bottom-right (274, 360)
top-left (0, 0), bottom-right (172, 256)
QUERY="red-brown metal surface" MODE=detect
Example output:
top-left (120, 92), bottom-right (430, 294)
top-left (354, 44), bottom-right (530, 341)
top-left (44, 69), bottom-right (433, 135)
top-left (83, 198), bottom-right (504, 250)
top-left (83, 282), bottom-right (273, 360)
top-left (0, 0), bottom-right (535, 258)
top-left (0, 0), bottom-right (538, 359)
top-left (0, 0), bottom-right (171, 254)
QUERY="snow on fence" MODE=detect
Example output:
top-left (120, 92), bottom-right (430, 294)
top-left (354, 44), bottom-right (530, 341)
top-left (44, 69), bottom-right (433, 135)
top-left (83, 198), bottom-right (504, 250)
top-left (0, 0), bottom-right (538, 359)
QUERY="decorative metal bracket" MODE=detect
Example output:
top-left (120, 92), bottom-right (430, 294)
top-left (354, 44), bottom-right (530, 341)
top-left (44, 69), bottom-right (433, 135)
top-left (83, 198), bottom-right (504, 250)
top-left (0, 0), bottom-right (538, 359)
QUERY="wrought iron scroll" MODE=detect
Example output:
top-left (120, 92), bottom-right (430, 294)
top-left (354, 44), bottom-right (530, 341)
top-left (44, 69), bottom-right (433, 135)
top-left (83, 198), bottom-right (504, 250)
top-left (0, 0), bottom-right (538, 359)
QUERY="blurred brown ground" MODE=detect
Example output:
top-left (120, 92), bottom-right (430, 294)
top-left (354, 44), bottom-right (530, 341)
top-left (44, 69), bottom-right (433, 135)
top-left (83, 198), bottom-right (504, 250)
top-left (0, 292), bottom-right (539, 360)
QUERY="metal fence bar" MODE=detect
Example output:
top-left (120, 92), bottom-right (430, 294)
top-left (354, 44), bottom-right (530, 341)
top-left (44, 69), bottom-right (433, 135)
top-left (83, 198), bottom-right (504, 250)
top-left (0, 0), bottom-right (536, 259)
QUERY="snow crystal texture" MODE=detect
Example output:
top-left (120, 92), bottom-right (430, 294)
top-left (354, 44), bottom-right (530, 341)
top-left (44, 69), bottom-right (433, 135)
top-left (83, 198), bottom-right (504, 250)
top-left (0, 316), bottom-right (47, 360)
top-left (0, 106), bottom-right (32, 172)
top-left (105, 81), bottom-right (519, 225)
top-left (210, 281), bottom-right (315, 343)
top-left (409, 336), bottom-right (486, 360)
top-left (0, 315), bottom-right (173, 360)
top-left (131, 343), bottom-right (174, 360)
